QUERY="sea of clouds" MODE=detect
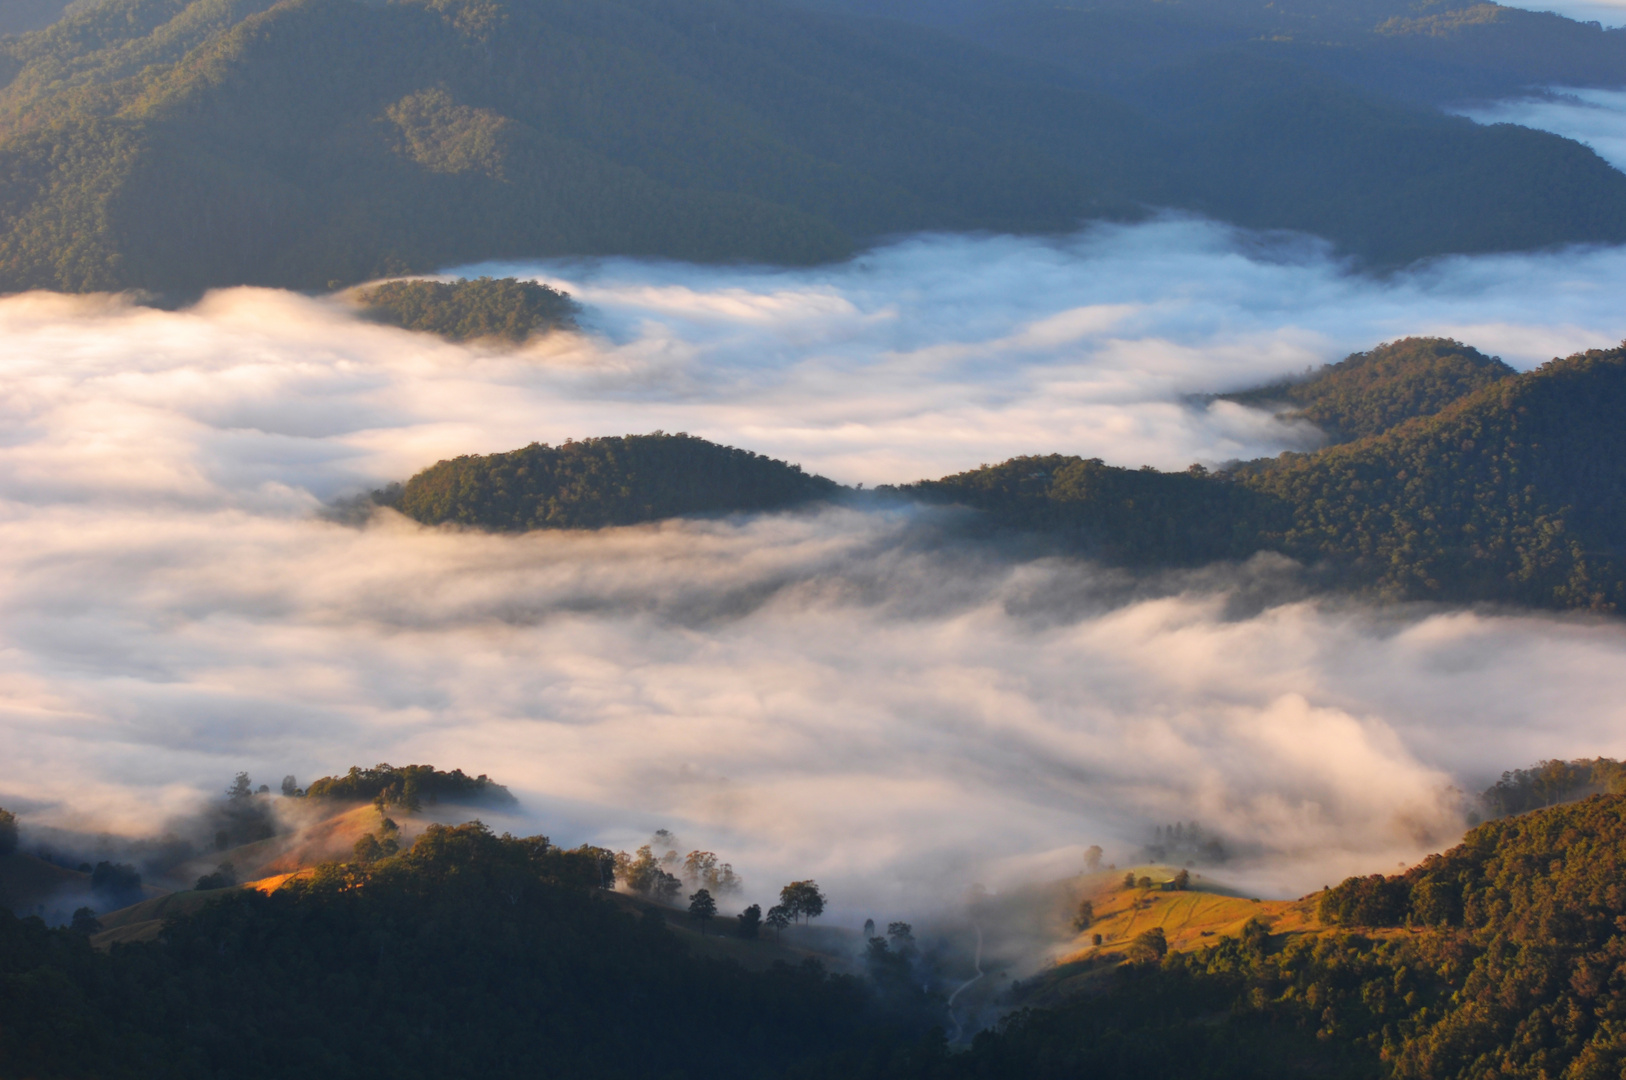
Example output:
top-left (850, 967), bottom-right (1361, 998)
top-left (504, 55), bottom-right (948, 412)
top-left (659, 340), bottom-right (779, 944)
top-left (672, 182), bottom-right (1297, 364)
top-left (4, 216), bottom-right (1626, 921)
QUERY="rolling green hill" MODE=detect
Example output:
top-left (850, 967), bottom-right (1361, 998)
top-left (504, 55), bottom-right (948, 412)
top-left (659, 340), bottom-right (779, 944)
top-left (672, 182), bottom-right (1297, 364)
top-left (2, 0), bottom-right (1625, 294)
top-left (388, 432), bottom-right (842, 531)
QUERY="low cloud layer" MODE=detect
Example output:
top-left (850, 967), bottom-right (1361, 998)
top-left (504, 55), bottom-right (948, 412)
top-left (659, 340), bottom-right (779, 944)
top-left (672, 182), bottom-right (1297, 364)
top-left (1459, 86), bottom-right (1626, 171)
top-left (3, 219), bottom-right (1626, 919)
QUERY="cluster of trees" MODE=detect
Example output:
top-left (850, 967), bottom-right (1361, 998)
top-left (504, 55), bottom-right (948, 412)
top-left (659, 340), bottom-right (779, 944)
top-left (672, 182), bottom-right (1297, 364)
top-left (1143, 821), bottom-right (1227, 865)
top-left (301, 763), bottom-right (516, 809)
top-left (356, 277), bottom-right (579, 342)
top-left (0, 820), bottom-right (912, 1079)
top-left (4, 0), bottom-right (1626, 296)
top-left (1479, 756), bottom-right (1626, 818)
top-left (387, 433), bottom-right (840, 532)
top-left (1121, 869), bottom-right (1191, 891)
top-left (908, 341), bottom-right (1626, 612)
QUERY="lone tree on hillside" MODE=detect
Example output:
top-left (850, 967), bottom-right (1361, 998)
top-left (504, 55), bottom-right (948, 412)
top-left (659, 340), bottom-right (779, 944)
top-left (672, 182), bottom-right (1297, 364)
top-left (688, 888), bottom-right (717, 933)
top-left (779, 881), bottom-right (826, 925)
top-left (0, 807), bottom-right (17, 856)
top-left (1128, 926), bottom-right (1168, 964)
top-left (1122, 871), bottom-right (1136, 889)
top-left (1073, 899), bottom-right (1095, 931)
top-left (736, 903), bottom-right (762, 939)
top-left (764, 904), bottom-right (791, 939)
top-left (1085, 845), bottom-right (1103, 872)
top-left (1173, 868), bottom-right (1191, 890)
top-left (226, 772), bottom-right (254, 800)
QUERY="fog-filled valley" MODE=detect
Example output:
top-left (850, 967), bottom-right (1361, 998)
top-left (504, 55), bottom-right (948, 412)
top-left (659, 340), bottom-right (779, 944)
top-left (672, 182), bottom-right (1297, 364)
top-left (4, 219), bottom-right (1626, 917)
top-left (9, 0), bottom-right (1626, 1075)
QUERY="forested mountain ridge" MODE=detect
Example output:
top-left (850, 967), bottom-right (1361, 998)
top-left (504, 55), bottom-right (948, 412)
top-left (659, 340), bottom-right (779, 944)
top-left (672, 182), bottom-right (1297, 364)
top-left (3, 0), bottom-right (1626, 294)
top-left (1218, 337), bottom-right (1517, 445)
top-left (807, 0), bottom-right (1626, 107)
top-left (388, 433), bottom-right (841, 531)
top-left (909, 341), bottom-right (1626, 611)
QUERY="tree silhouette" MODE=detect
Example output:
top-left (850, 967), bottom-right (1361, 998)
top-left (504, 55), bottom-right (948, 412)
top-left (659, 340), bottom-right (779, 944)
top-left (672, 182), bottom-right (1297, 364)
top-left (736, 903), bottom-right (761, 939)
top-left (764, 904), bottom-right (791, 939)
top-left (226, 772), bottom-right (253, 800)
top-left (779, 881), bottom-right (826, 924)
top-left (1085, 845), bottom-right (1104, 872)
top-left (688, 889), bottom-right (717, 933)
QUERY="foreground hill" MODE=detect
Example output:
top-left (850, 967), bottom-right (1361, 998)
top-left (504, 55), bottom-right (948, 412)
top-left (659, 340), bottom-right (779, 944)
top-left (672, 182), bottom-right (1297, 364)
top-left (0, 822), bottom-right (905, 1079)
top-left (3, 0), bottom-right (1626, 293)
top-left (387, 433), bottom-right (841, 531)
top-left (912, 340), bottom-right (1626, 611)
top-left (876, 793), bottom-right (1626, 1080)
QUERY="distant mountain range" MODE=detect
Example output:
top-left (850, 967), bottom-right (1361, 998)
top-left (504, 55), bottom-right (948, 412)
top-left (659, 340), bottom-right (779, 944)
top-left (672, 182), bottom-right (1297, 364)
top-left (3, 0), bottom-right (1626, 295)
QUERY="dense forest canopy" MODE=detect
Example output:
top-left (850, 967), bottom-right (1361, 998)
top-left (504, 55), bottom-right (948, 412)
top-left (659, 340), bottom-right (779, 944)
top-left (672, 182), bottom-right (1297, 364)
top-left (907, 341), bottom-right (1626, 611)
top-left (1479, 757), bottom-right (1626, 818)
top-left (1, 0), bottom-right (1624, 293)
top-left (1218, 337), bottom-right (1516, 445)
top-left (0, 821), bottom-right (911, 1079)
top-left (388, 433), bottom-right (841, 531)
top-left (355, 276), bottom-right (578, 342)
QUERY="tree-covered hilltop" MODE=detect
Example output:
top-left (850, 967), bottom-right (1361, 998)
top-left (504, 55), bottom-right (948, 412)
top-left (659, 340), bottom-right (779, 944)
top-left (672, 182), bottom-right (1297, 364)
top-left (909, 343), bottom-right (1626, 611)
top-left (388, 433), bottom-right (842, 531)
top-left (302, 763), bottom-right (517, 808)
top-left (1219, 337), bottom-right (1516, 445)
top-left (4, 0), bottom-right (1626, 294)
top-left (1237, 344), bottom-right (1626, 609)
top-left (355, 276), bottom-right (578, 342)
top-left (0, 821), bottom-right (907, 1079)
top-left (1480, 758), bottom-right (1626, 819)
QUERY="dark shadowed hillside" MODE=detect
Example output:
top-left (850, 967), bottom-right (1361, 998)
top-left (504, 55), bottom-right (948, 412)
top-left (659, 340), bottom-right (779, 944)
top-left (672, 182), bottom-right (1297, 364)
top-left (0, 822), bottom-right (907, 1079)
top-left (3, 0), bottom-right (1626, 294)
top-left (389, 433), bottom-right (842, 531)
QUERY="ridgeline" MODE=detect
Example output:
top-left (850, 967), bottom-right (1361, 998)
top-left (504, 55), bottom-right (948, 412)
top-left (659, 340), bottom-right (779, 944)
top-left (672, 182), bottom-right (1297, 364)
top-left (909, 338), bottom-right (1626, 611)
top-left (3, 0), bottom-right (1626, 295)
